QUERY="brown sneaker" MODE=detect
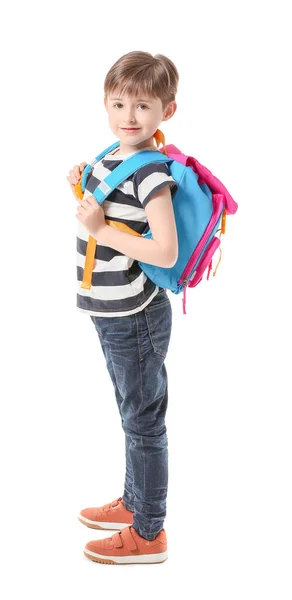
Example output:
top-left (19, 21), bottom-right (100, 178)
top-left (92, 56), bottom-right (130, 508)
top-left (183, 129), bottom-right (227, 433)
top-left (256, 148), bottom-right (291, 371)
top-left (78, 497), bottom-right (134, 530)
top-left (84, 525), bottom-right (168, 564)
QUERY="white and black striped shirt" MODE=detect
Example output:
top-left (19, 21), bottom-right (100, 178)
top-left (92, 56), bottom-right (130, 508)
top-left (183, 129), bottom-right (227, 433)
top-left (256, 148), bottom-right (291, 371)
top-left (76, 147), bottom-right (178, 317)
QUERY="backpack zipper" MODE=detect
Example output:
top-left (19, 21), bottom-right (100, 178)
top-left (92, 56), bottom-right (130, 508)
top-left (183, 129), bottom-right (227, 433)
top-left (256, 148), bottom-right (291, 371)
top-left (178, 193), bottom-right (225, 286)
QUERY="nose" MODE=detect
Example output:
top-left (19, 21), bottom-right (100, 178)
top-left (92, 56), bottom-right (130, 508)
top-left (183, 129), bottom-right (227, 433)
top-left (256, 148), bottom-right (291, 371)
top-left (123, 111), bottom-right (136, 125)
top-left (123, 118), bottom-right (136, 125)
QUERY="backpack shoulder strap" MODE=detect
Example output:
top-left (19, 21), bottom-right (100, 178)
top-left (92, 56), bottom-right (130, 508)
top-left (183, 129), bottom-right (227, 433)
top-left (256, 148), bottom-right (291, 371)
top-left (81, 141), bottom-right (120, 191)
top-left (83, 149), bottom-right (173, 205)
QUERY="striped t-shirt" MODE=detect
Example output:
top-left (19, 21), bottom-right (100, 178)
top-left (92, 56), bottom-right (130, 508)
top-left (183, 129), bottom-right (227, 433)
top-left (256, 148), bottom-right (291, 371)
top-left (76, 147), bottom-right (178, 317)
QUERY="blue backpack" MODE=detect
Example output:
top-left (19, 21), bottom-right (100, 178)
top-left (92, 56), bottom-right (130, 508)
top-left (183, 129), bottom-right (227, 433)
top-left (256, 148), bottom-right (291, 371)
top-left (77, 133), bottom-right (238, 314)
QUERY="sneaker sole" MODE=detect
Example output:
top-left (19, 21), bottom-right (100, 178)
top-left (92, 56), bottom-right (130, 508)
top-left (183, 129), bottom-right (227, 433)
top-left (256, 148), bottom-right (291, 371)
top-left (83, 549), bottom-right (168, 564)
top-left (78, 514), bottom-right (133, 530)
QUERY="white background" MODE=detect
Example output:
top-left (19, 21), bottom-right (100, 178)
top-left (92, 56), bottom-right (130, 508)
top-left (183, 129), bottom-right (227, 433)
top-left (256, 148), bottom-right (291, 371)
top-left (1, 1), bottom-right (291, 598)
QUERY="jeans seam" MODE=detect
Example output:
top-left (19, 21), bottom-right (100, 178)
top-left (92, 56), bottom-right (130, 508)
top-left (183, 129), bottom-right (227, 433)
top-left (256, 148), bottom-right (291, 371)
top-left (134, 312), bottom-right (143, 362)
top-left (135, 313), bottom-right (146, 522)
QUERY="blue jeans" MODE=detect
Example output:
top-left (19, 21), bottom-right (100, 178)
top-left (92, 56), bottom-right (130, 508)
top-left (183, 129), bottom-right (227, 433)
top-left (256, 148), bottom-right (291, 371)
top-left (90, 288), bottom-right (172, 540)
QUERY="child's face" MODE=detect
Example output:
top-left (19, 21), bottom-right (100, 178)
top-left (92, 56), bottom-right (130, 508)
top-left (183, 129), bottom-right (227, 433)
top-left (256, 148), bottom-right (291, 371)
top-left (104, 92), bottom-right (175, 153)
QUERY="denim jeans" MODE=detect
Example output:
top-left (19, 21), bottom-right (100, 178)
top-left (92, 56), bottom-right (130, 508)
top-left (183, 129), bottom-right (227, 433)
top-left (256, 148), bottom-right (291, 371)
top-left (90, 288), bottom-right (172, 540)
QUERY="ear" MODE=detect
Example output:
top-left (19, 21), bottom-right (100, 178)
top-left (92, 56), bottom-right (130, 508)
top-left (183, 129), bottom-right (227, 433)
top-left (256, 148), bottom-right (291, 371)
top-left (162, 101), bottom-right (177, 122)
top-left (104, 97), bottom-right (108, 111)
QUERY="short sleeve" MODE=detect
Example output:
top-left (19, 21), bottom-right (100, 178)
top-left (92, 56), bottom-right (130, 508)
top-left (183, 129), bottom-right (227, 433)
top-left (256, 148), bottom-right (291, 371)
top-left (133, 162), bottom-right (178, 208)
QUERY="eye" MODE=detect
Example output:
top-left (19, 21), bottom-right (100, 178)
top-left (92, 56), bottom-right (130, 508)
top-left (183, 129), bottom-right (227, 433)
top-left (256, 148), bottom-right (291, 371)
top-left (113, 103), bottom-right (149, 110)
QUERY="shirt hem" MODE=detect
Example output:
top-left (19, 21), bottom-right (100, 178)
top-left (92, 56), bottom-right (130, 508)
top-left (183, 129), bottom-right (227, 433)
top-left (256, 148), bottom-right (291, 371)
top-left (76, 285), bottom-right (160, 317)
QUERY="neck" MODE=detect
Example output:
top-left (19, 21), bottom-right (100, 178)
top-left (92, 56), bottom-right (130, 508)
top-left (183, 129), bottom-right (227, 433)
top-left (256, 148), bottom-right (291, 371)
top-left (118, 135), bottom-right (158, 155)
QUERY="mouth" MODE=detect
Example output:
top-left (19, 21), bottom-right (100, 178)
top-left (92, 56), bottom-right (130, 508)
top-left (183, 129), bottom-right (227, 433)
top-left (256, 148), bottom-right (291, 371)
top-left (121, 128), bottom-right (141, 131)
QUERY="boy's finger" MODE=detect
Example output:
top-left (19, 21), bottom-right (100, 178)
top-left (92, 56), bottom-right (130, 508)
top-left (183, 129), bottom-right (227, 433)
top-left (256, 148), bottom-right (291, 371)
top-left (67, 174), bottom-right (77, 182)
top-left (72, 162), bottom-right (87, 178)
top-left (73, 165), bottom-right (81, 178)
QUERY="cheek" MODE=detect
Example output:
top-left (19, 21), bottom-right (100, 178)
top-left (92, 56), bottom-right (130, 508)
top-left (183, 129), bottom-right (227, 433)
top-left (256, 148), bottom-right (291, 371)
top-left (138, 112), bottom-right (150, 123)
top-left (143, 111), bottom-right (156, 122)
top-left (108, 110), bottom-right (116, 120)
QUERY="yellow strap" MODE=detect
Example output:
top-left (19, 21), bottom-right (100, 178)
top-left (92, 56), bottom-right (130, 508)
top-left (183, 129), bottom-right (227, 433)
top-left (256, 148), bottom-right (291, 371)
top-left (221, 209), bottom-right (226, 234)
top-left (81, 235), bottom-right (97, 289)
top-left (105, 220), bottom-right (142, 237)
top-left (74, 180), bottom-right (84, 201)
top-left (80, 221), bottom-right (142, 290)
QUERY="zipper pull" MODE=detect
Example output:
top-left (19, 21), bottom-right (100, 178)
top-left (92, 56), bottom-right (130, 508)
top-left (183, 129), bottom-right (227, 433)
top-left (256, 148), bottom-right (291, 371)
top-left (207, 259), bottom-right (213, 280)
top-left (182, 278), bottom-right (188, 314)
top-left (213, 248), bottom-right (222, 277)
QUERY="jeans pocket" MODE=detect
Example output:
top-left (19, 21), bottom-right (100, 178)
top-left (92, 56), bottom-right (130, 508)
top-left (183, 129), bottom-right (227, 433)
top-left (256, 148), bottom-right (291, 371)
top-left (144, 294), bottom-right (172, 357)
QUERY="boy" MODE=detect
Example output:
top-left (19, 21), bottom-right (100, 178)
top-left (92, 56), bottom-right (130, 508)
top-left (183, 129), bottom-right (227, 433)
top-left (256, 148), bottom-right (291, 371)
top-left (67, 51), bottom-right (179, 564)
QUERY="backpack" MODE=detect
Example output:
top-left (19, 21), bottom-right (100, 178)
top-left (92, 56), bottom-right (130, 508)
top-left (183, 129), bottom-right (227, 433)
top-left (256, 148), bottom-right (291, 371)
top-left (74, 129), bottom-right (238, 314)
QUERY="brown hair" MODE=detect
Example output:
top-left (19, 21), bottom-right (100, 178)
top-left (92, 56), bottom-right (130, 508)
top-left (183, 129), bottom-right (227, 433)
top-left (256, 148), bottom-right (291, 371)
top-left (104, 51), bottom-right (179, 112)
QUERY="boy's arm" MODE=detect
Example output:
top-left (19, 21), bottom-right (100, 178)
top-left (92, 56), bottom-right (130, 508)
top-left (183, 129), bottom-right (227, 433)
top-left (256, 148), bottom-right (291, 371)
top-left (96, 185), bottom-right (178, 268)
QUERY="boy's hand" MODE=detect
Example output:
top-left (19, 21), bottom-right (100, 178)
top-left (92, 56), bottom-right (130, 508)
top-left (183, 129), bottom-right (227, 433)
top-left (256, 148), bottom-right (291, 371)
top-left (66, 162), bottom-right (87, 201)
top-left (76, 194), bottom-right (107, 239)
